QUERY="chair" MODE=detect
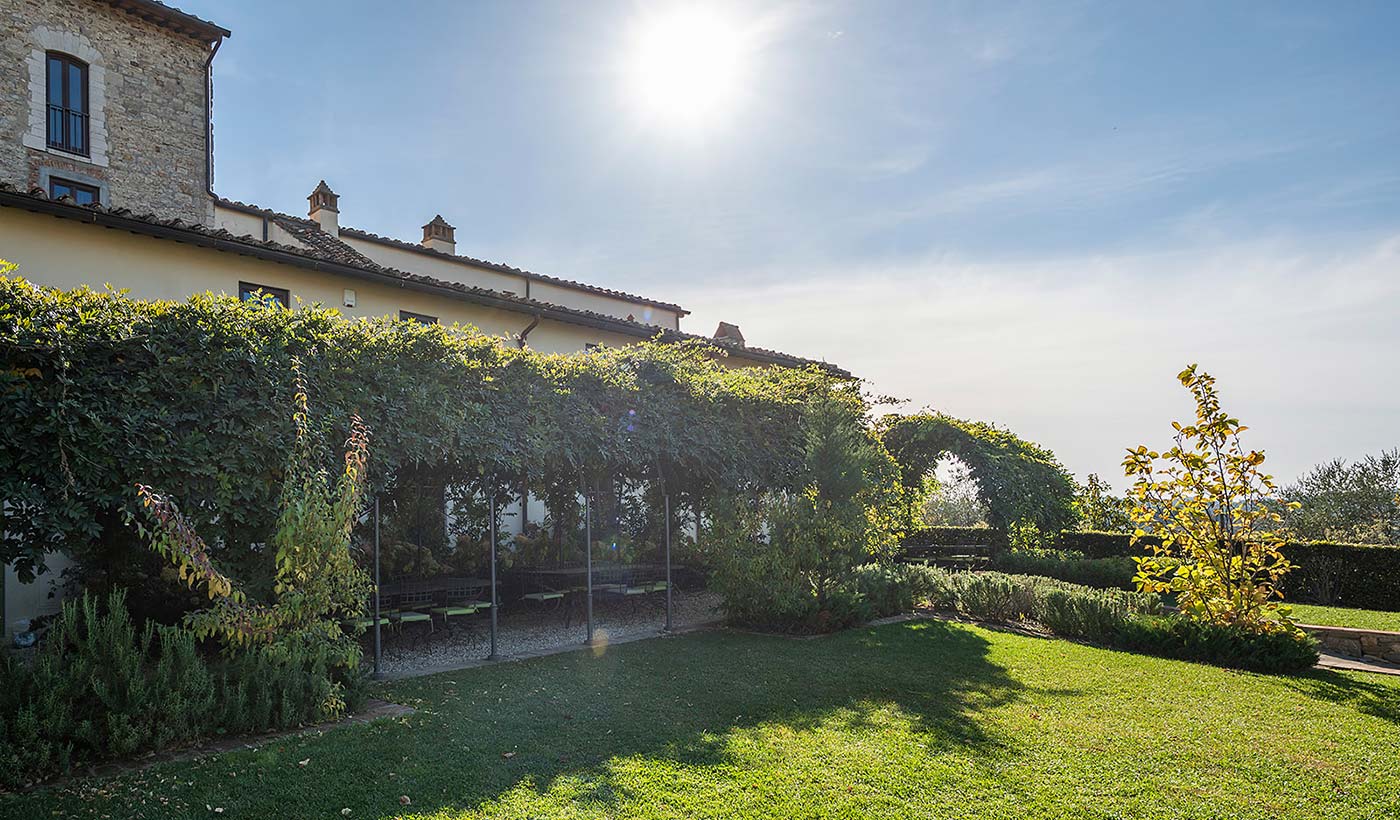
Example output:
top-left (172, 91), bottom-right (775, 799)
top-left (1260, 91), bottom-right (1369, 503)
top-left (431, 580), bottom-right (490, 640)
top-left (522, 576), bottom-right (573, 627)
top-left (386, 589), bottom-right (435, 643)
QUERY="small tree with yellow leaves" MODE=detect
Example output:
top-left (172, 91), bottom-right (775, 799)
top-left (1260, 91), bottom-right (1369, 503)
top-left (1122, 364), bottom-right (1299, 633)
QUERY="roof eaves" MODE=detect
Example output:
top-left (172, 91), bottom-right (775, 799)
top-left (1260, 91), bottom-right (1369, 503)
top-left (97, 0), bottom-right (230, 42)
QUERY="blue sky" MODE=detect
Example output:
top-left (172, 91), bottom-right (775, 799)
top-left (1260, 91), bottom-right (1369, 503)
top-left (185, 0), bottom-right (1400, 486)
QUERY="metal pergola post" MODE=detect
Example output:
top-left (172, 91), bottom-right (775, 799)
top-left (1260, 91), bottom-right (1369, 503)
top-left (373, 495), bottom-right (382, 680)
top-left (488, 492), bottom-right (499, 660)
top-left (584, 489), bottom-right (594, 644)
top-left (663, 493), bottom-right (673, 633)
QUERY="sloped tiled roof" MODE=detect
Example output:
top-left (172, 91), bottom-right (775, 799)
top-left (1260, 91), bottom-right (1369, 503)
top-left (272, 216), bottom-right (377, 267)
top-left (1, 185), bottom-right (847, 376)
top-left (337, 224), bottom-right (690, 315)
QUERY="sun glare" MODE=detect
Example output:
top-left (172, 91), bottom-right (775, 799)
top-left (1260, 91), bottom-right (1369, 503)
top-left (623, 5), bottom-right (753, 129)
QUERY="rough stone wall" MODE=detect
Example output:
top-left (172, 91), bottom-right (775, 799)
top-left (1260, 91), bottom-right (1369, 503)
top-left (1303, 623), bottom-right (1400, 664)
top-left (0, 0), bottom-right (215, 224)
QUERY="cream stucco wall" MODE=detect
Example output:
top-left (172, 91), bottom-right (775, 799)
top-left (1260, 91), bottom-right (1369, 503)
top-left (340, 233), bottom-right (682, 329)
top-left (0, 207), bottom-right (641, 352)
top-left (528, 280), bottom-right (681, 329)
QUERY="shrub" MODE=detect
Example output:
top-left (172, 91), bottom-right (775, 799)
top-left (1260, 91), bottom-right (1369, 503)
top-left (931, 571), bottom-right (1162, 637)
top-left (842, 562), bottom-right (952, 620)
top-left (1033, 586), bottom-right (1145, 644)
top-left (948, 572), bottom-right (1039, 622)
top-left (1115, 615), bottom-right (1320, 674)
top-left (707, 396), bottom-right (907, 633)
top-left (0, 590), bottom-right (216, 789)
top-left (994, 550), bottom-right (1137, 590)
top-left (847, 563), bottom-right (918, 617)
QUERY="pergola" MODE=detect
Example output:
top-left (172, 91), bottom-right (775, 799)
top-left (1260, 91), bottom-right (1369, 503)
top-left (364, 480), bottom-right (681, 677)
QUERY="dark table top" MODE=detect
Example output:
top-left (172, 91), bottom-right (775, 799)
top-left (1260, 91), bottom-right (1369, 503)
top-left (379, 576), bottom-right (493, 596)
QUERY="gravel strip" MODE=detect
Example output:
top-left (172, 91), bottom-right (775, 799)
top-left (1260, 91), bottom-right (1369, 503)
top-left (370, 589), bottom-right (722, 678)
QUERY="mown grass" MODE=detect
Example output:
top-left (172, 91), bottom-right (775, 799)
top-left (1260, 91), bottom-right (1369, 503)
top-left (4, 620), bottom-right (1397, 819)
top-left (1291, 603), bottom-right (1400, 633)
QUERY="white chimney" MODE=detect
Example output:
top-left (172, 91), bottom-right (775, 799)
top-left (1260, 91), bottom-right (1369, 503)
top-left (307, 180), bottom-right (340, 235)
top-left (421, 214), bottom-right (456, 254)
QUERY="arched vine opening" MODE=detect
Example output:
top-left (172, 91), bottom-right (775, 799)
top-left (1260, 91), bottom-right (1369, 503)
top-left (878, 412), bottom-right (1077, 533)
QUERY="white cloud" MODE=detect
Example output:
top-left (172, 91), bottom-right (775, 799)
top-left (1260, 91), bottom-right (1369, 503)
top-left (673, 232), bottom-right (1400, 488)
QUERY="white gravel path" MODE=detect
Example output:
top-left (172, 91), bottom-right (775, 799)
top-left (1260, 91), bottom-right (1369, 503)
top-left (370, 589), bottom-right (722, 679)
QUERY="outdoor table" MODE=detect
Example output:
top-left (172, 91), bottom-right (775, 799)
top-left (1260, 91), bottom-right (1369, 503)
top-left (379, 576), bottom-right (495, 600)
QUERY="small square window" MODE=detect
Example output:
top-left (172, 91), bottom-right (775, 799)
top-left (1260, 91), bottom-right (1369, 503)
top-left (49, 177), bottom-right (100, 206)
top-left (399, 310), bottom-right (438, 325)
top-left (238, 281), bottom-right (290, 308)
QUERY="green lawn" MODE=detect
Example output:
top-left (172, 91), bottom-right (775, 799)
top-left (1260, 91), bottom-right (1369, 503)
top-left (4, 620), bottom-right (1398, 820)
top-left (1291, 603), bottom-right (1400, 632)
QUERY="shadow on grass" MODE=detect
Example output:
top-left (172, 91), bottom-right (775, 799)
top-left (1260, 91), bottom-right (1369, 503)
top-left (1282, 667), bottom-right (1400, 726)
top-left (411, 619), bottom-right (1027, 817)
top-left (0, 620), bottom-right (1031, 819)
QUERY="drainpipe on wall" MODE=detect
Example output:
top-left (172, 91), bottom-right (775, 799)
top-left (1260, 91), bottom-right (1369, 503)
top-left (203, 34), bottom-right (226, 197)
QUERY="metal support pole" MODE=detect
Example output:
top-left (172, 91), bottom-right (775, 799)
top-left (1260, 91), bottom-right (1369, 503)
top-left (584, 490), bottom-right (594, 644)
top-left (663, 493), bottom-right (673, 632)
top-left (373, 496), bottom-right (382, 680)
top-left (488, 492), bottom-right (499, 660)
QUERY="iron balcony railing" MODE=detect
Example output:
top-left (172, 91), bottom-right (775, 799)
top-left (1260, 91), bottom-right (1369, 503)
top-left (46, 104), bottom-right (88, 156)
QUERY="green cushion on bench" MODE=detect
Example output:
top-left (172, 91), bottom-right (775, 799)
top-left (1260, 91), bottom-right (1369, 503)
top-left (523, 592), bottom-right (564, 602)
top-left (344, 616), bottom-right (390, 629)
top-left (430, 605), bottom-right (478, 616)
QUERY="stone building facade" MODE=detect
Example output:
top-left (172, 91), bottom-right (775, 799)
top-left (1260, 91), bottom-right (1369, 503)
top-left (0, 0), bottom-right (225, 224)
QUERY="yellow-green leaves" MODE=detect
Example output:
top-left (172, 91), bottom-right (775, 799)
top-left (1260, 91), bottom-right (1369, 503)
top-left (1122, 365), bottom-right (1299, 635)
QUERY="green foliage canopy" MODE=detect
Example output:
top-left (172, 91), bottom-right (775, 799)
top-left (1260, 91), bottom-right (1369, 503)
top-left (878, 412), bottom-right (1078, 533)
top-left (0, 277), bottom-right (844, 587)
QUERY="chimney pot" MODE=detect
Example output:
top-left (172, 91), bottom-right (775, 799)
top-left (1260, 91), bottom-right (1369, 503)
top-left (307, 180), bottom-right (340, 235)
top-left (713, 321), bottom-right (746, 347)
top-left (422, 214), bottom-right (456, 254)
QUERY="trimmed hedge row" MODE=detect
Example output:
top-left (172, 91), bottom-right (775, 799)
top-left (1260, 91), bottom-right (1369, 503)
top-left (1283, 541), bottom-right (1400, 612)
top-left (993, 550), bottom-right (1136, 590)
top-left (906, 528), bottom-right (1400, 611)
top-left (908, 568), bottom-right (1318, 674)
top-left (902, 526), bottom-right (1009, 551)
top-left (1053, 530), bottom-right (1161, 559)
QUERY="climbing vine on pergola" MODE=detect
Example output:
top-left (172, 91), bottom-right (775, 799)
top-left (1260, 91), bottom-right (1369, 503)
top-left (878, 412), bottom-right (1078, 533)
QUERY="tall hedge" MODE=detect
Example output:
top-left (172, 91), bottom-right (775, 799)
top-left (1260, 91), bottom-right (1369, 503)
top-left (0, 278), bottom-right (851, 590)
top-left (918, 527), bottom-right (1400, 611)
